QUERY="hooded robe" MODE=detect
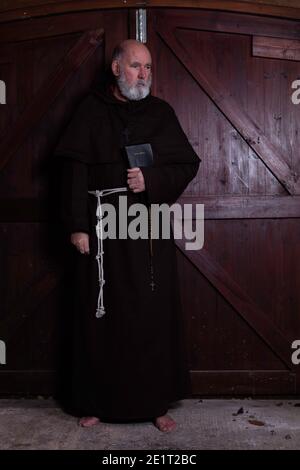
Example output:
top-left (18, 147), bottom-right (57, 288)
top-left (55, 85), bottom-right (200, 420)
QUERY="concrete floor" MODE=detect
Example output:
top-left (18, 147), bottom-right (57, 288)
top-left (0, 398), bottom-right (300, 450)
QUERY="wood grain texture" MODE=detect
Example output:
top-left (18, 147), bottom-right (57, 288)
top-left (0, 10), bottom-right (128, 394)
top-left (0, 28), bottom-right (104, 173)
top-left (176, 240), bottom-right (295, 370)
top-left (156, 9), bottom-right (300, 40)
top-left (1, 6), bottom-right (300, 395)
top-left (0, 10), bottom-right (105, 43)
top-left (1, 1), bottom-right (300, 23)
top-left (178, 196), bottom-right (300, 219)
top-left (191, 370), bottom-right (296, 394)
top-left (155, 16), bottom-right (300, 194)
top-left (253, 36), bottom-right (300, 61)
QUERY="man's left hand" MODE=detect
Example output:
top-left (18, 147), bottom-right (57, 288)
top-left (127, 167), bottom-right (145, 193)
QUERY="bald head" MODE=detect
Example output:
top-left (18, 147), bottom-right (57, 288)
top-left (112, 39), bottom-right (151, 63)
top-left (111, 40), bottom-right (152, 101)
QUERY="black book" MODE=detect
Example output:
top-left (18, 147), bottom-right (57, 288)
top-left (124, 143), bottom-right (153, 168)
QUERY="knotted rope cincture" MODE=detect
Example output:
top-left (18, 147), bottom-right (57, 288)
top-left (88, 187), bottom-right (128, 318)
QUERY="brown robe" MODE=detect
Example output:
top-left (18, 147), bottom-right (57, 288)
top-left (55, 86), bottom-right (200, 420)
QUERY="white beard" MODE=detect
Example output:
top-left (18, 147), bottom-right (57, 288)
top-left (117, 70), bottom-right (152, 101)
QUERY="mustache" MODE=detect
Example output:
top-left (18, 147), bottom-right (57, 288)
top-left (136, 78), bottom-right (151, 86)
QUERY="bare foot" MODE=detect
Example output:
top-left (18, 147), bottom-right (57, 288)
top-left (154, 414), bottom-right (176, 432)
top-left (78, 416), bottom-right (100, 427)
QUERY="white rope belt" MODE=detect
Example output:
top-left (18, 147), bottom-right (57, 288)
top-left (88, 187), bottom-right (128, 318)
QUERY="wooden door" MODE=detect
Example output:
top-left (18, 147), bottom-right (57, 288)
top-left (0, 9), bottom-right (128, 394)
top-left (1, 5), bottom-right (300, 396)
top-left (146, 8), bottom-right (300, 394)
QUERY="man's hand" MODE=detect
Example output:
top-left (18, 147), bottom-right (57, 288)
top-left (127, 167), bottom-right (145, 193)
top-left (71, 232), bottom-right (90, 255)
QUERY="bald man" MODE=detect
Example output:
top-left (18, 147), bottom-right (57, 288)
top-left (56, 40), bottom-right (200, 432)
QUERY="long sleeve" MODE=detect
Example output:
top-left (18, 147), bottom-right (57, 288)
top-left (140, 106), bottom-right (200, 204)
top-left (141, 161), bottom-right (199, 204)
top-left (55, 97), bottom-right (94, 235)
top-left (60, 159), bottom-right (89, 235)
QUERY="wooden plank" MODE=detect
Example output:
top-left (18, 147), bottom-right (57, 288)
top-left (176, 241), bottom-right (295, 369)
top-left (178, 196), bottom-right (300, 219)
top-left (253, 35), bottom-right (300, 61)
top-left (0, 10), bottom-right (105, 43)
top-left (0, 0), bottom-right (133, 24)
top-left (2, 6), bottom-right (298, 40)
top-left (1, 196), bottom-right (300, 221)
top-left (1, 1), bottom-right (300, 23)
top-left (0, 28), bottom-right (104, 173)
top-left (156, 19), bottom-right (300, 194)
top-left (150, 0), bottom-right (300, 22)
top-left (1, 0), bottom-right (298, 10)
top-left (191, 370), bottom-right (296, 394)
top-left (155, 9), bottom-right (300, 41)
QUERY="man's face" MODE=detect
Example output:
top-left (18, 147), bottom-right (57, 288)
top-left (113, 44), bottom-right (152, 101)
top-left (121, 45), bottom-right (152, 87)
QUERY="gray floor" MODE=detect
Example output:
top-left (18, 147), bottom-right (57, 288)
top-left (0, 398), bottom-right (300, 450)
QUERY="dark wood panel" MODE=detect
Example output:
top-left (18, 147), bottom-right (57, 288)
top-left (1, 1), bottom-right (300, 23)
top-left (0, 222), bottom-right (70, 385)
top-left (155, 9), bottom-right (300, 40)
top-left (1, 5), bottom-right (300, 397)
top-left (0, 199), bottom-right (50, 222)
top-left (201, 219), bottom-right (300, 335)
top-left (0, 11), bottom-right (105, 43)
top-left (148, 25), bottom-right (286, 197)
top-left (177, 251), bottom-right (285, 371)
top-left (2, 196), bottom-right (300, 222)
top-left (178, 196), bottom-right (300, 219)
top-left (0, 9), bottom-right (129, 395)
top-left (151, 9), bottom-right (300, 394)
top-left (155, 20), bottom-right (300, 194)
top-left (176, 241), bottom-right (295, 369)
top-left (0, 28), bottom-right (104, 173)
top-left (253, 36), bottom-right (300, 61)
top-left (191, 371), bottom-right (296, 395)
top-left (1, 270), bottom-right (62, 342)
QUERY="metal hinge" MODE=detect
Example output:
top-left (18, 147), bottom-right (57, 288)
top-left (136, 8), bottom-right (147, 43)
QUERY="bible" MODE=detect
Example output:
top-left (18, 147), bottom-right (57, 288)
top-left (124, 143), bottom-right (153, 168)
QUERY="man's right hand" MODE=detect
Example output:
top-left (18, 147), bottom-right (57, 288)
top-left (71, 232), bottom-right (90, 255)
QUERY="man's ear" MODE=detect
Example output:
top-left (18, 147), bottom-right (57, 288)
top-left (111, 60), bottom-right (120, 77)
